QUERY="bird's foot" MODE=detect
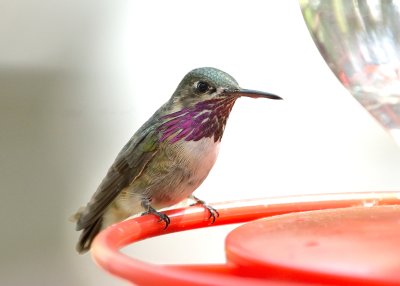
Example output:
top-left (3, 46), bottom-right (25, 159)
top-left (141, 206), bottom-right (170, 230)
top-left (190, 196), bottom-right (219, 224)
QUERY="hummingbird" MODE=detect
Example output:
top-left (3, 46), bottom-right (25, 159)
top-left (73, 67), bottom-right (281, 253)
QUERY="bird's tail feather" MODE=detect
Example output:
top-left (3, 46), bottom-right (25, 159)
top-left (75, 215), bottom-right (103, 254)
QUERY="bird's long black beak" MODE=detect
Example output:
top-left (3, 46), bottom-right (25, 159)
top-left (231, 88), bottom-right (282, 100)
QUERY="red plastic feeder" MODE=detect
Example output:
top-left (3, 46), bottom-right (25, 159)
top-left (91, 192), bottom-right (400, 285)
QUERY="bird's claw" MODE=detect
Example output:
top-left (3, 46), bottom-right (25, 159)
top-left (204, 204), bottom-right (219, 224)
top-left (191, 197), bottom-right (219, 224)
top-left (142, 209), bottom-right (170, 230)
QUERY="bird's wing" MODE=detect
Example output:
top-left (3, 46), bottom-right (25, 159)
top-left (76, 127), bottom-right (159, 230)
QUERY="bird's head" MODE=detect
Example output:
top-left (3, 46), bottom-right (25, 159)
top-left (171, 67), bottom-right (281, 107)
top-left (159, 67), bottom-right (281, 143)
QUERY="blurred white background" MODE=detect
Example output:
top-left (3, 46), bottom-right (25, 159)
top-left (1, 1), bottom-right (400, 285)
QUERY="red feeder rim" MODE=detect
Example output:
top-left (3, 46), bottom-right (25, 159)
top-left (91, 192), bottom-right (400, 286)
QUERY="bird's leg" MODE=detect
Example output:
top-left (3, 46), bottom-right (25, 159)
top-left (189, 195), bottom-right (219, 224)
top-left (140, 198), bottom-right (170, 229)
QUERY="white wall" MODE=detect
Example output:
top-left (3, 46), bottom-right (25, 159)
top-left (1, 1), bottom-right (399, 285)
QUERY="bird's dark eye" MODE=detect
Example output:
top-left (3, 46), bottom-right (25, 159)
top-left (196, 81), bottom-right (209, 93)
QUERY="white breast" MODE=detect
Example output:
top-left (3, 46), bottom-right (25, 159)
top-left (184, 137), bottom-right (220, 176)
top-left (176, 137), bottom-right (220, 199)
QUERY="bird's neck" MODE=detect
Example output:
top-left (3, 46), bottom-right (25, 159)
top-left (158, 96), bottom-right (238, 143)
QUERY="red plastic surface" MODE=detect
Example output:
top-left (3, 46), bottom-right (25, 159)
top-left (226, 205), bottom-right (400, 286)
top-left (91, 192), bottom-right (400, 285)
